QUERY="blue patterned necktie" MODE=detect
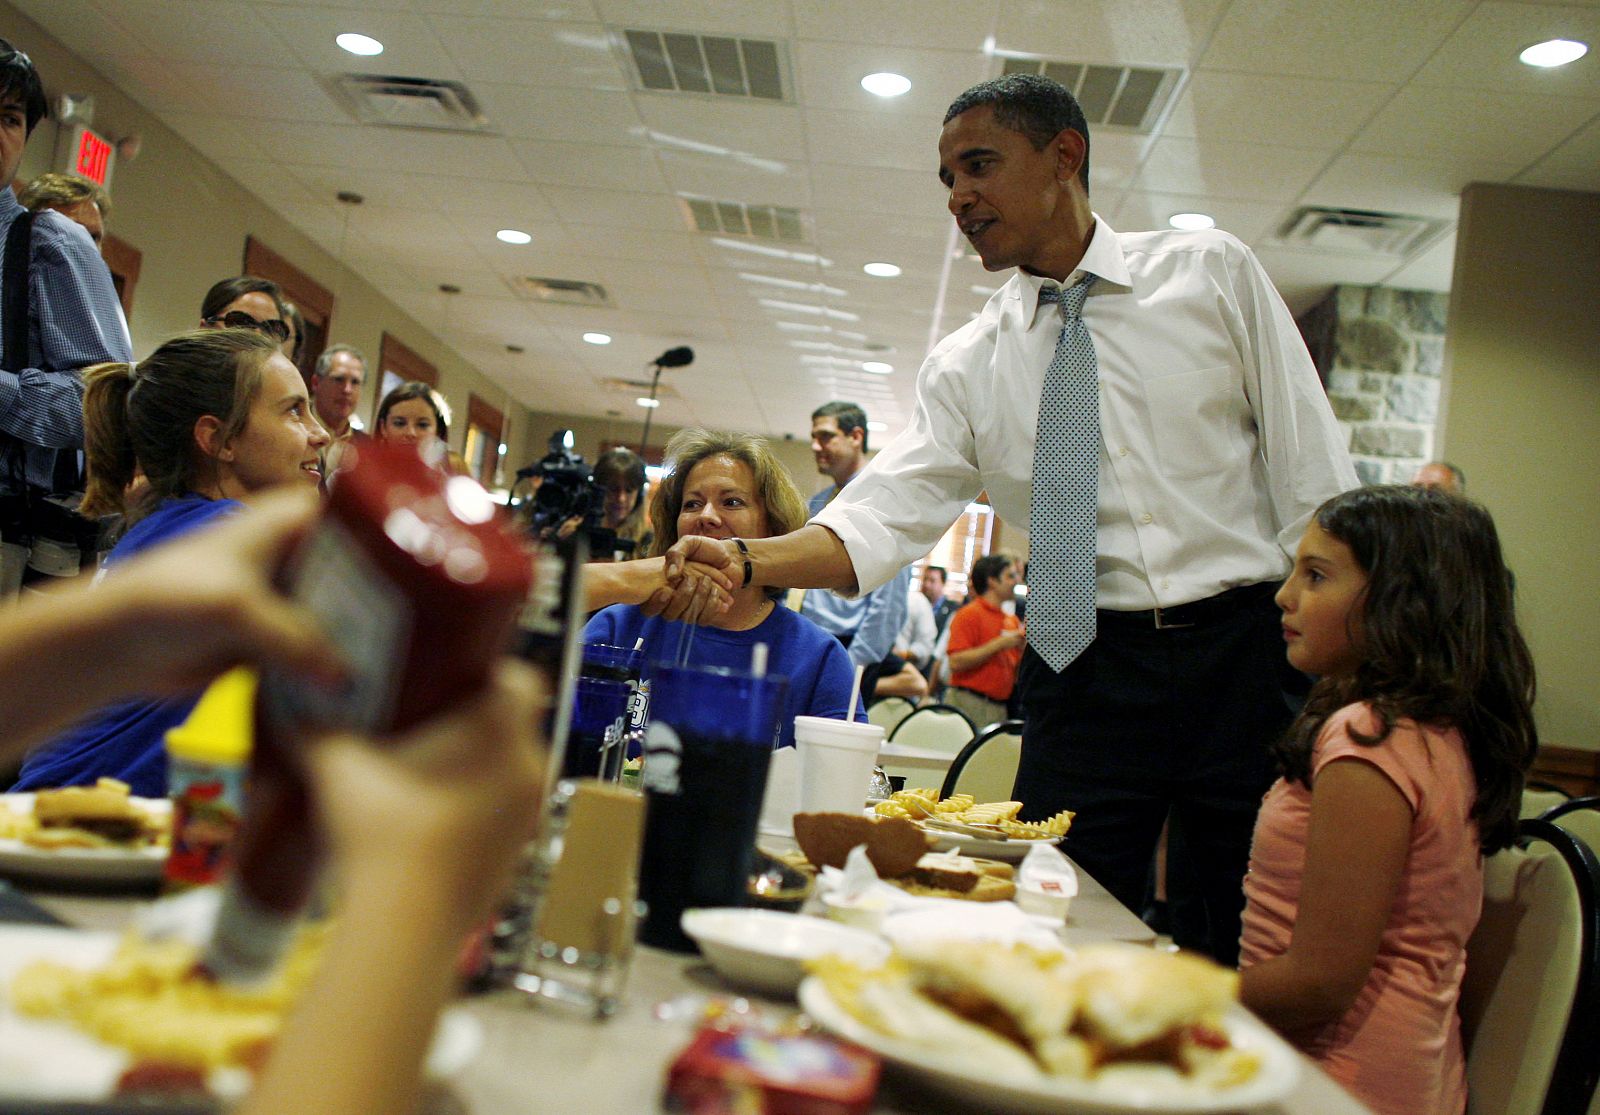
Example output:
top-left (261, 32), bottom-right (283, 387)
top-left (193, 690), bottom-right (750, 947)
top-left (1028, 274), bottom-right (1100, 672)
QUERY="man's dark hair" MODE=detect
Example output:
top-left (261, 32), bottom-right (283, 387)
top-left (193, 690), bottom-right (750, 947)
top-left (924, 564), bottom-right (947, 581)
top-left (200, 276), bottom-right (286, 322)
top-left (0, 39), bottom-right (48, 136)
top-left (812, 399), bottom-right (869, 453)
top-left (970, 553), bottom-right (1013, 595)
top-left (944, 73), bottom-right (1091, 191)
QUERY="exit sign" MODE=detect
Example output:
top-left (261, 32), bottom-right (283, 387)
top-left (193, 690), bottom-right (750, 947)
top-left (54, 124), bottom-right (115, 190)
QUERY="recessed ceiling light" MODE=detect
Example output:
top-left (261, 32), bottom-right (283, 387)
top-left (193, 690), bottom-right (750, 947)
top-left (861, 72), bottom-right (911, 98)
top-left (636, 397), bottom-right (661, 409)
top-left (866, 421), bottom-right (888, 432)
top-left (1169, 212), bottom-right (1216, 231)
top-left (1519, 38), bottom-right (1589, 68)
top-left (335, 33), bottom-right (384, 57)
top-left (862, 361), bottom-right (893, 375)
top-left (863, 262), bottom-right (902, 278)
top-left (583, 332), bottom-right (612, 345)
top-left (496, 228), bottom-right (532, 245)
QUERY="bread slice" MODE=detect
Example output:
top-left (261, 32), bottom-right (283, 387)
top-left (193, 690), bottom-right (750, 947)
top-left (793, 812), bottom-right (932, 877)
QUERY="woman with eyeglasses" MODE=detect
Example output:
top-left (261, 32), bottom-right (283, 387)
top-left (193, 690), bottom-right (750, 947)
top-left (199, 275), bottom-right (294, 357)
top-left (8, 329), bottom-right (330, 797)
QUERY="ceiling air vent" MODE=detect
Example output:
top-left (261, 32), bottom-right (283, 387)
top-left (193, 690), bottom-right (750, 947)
top-left (1273, 207), bottom-right (1449, 257)
top-left (999, 56), bottom-right (1180, 134)
top-left (329, 74), bottom-right (489, 132)
top-left (622, 29), bottom-right (787, 101)
top-left (682, 196), bottom-right (806, 242)
top-left (506, 276), bottom-right (612, 308)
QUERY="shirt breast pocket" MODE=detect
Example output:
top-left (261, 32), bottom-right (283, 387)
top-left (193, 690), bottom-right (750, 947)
top-left (1139, 365), bottom-right (1251, 480)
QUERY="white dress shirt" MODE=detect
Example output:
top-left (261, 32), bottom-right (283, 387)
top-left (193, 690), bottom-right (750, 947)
top-left (894, 589), bottom-right (937, 663)
top-left (813, 217), bottom-right (1358, 610)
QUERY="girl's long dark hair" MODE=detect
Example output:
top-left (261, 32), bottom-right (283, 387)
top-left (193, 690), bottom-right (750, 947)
top-left (1273, 486), bottom-right (1537, 853)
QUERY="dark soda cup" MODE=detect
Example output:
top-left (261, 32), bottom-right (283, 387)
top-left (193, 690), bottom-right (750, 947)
top-left (563, 675), bottom-right (631, 780)
top-left (637, 662), bottom-right (787, 952)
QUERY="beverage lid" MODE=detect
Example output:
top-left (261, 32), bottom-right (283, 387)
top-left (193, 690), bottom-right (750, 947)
top-left (793, 715), bottom-right (884, 750)
top-left (165, 667), bottom-right (257, 765)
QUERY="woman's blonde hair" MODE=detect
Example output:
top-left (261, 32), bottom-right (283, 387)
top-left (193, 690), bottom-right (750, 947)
top-left (648, 429), bottom-right (808, 597)
top-left (81, 329), bottom-right (279, 521)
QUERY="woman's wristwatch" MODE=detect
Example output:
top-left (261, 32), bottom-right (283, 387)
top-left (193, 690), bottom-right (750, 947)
top-left (730, 538), bottom-right (752, 589)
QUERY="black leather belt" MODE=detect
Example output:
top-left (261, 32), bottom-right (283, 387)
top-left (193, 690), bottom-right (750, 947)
top-left (1097, 581), bottom-right (1277, 631)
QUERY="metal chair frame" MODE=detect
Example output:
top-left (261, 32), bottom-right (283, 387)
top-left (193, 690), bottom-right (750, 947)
top-left (887, 702), bottom-right (975, 744)
top-left (939, 718), bottom-right (1025, 801)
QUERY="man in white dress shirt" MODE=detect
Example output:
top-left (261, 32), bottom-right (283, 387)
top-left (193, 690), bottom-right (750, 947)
top-left (665, 74), bottom-right (1356, 963)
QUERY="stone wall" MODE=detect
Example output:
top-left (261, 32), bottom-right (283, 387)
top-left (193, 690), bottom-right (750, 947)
top-left (1302, 285), bottom-right (1450, 485)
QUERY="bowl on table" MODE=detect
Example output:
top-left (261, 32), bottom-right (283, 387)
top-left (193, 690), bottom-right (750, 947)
top-left (679, 908), bottom-right (888, 997)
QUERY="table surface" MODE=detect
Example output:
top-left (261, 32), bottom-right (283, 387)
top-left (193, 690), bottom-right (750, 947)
top-left (9, 872), bottom-right (1370, 1115)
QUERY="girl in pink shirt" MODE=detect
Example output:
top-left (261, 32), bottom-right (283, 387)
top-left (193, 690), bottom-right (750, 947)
top-left (1239, 486), bottom-right (1537, 1115)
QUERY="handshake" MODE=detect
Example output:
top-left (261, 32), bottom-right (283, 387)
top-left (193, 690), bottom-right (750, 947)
top-left (590, 535), bottom-right (753, 623)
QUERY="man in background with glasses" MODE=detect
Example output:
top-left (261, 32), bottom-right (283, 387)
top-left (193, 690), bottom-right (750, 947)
top-left (0, 38), bottom-right (132, 594)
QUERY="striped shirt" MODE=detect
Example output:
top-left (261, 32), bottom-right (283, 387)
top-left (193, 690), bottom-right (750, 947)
top-left (0, 187), bottom-right (132, 492)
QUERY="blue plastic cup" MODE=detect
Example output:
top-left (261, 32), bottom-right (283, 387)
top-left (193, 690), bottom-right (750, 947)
top-left (636, 662), bottom-right (788, 952)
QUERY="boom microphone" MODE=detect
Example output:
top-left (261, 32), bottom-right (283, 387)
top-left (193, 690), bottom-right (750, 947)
top-left (652, 346), bottom-right (694, 368)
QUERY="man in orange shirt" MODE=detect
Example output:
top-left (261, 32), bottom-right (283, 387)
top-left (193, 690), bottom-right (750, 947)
top-left (944, 553), bottom-right (1024, 730)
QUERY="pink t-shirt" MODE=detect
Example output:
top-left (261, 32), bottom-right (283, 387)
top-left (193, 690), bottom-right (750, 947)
top-left (1240, 703), bottom-right (1482, 1115)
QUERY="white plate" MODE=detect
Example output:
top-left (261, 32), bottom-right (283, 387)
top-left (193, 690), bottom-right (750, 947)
top-left (922, 827), bottom-right (1063, 863)
top-left (0, 793), bottom-right (170, 885)
top-left (0, 924), bottom-right (481, 1102)
top-left (797, 978), bottom-right (1299, 1115)
top-left (681, 908), bottom-right (889, 998)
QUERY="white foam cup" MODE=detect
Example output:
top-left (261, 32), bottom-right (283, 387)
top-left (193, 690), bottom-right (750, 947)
top-left (794, 716), bottom-right (885, 816)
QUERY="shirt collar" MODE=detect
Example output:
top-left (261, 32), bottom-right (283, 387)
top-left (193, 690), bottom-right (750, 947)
top-left (0, 187), bottom-right (22, 219)
top-left (1018, 213), bottom-right (1133, 328)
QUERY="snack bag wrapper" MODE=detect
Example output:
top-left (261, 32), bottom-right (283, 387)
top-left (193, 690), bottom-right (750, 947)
top-left (1015, 843), bottom-right (1078, 920)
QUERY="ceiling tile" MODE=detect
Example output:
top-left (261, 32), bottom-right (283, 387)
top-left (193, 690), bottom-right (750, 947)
top-left (1302, 152), bottom-right (1523, 220)
top-left (993, 0), bottom-right (1230, 68)
top-left (1133, 137), bottom-right (1331, 201)
top-left (1410, 2), bottom-right (1600, 98)
top-left (427, 15), bottom-right (626, 89)
top-left (804, 108), bottom-right (938, 172)
top-left (10, 0), bottom-right (147, 58)
top-left (473, 83), bottom-right (645, 144)
top-left (542, 185), bottom-right (691, 231)
top-left (809, 164), bottom-right (948, 216)
top-left (101, 0), bottom-right (295, 67)
top-left (159, 64), bottom-right (350, 125)
top-left (510, 139), bottom-right (670, 192)
top-left (1201, 0), bottom-right (1476, 83)
top-left (253, 7), bottom-right (461, 80)
top-left (793, 1), bottom-right (995, 52)
top-left (634, 97), bottom-right (807, 162)
top-left (1112, 191), bottom-right (1287, 242)
top-left (1163, 70), bottom-right (1396, 150)
top-left (659, 149), bottom-right (812, 208)
top-left (792, 40), bottom-right (988, 115)
top-left (77, 52), bottom-right (207, 115)
top-left (1378, 231), bottom-right (1457, 293)
top-left (1350, 84), bottom-right (1600, 166)
top-left (591, 0), bottom-right (794, 39)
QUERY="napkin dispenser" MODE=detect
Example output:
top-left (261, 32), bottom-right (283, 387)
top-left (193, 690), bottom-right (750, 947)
top-left (515, 778), bottom-right (645, 1017)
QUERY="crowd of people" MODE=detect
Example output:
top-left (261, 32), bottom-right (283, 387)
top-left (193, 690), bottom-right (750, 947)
top-left (0, 32), bottom-right (1541, 1115)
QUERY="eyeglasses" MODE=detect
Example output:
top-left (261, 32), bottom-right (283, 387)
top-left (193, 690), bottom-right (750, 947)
top-left (205, 311), bottom-right (291, 344)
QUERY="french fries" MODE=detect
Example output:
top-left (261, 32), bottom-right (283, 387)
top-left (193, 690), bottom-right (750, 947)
top-left (873, 789), bottom-right (1073, 838)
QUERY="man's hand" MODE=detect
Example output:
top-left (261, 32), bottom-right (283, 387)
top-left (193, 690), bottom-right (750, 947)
top-left (639, 561), bottom-right (734, 622)
top-left (996, 625), bottom-right (1026, 651)
top-left (662, 535), bottom-right (740, 584)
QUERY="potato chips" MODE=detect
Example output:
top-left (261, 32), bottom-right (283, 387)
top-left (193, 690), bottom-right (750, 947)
top-left (873, 788), bottom-right (1073, 838)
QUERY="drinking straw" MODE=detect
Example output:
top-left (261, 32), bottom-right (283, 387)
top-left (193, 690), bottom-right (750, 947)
top-left (751, 642), bottom-right (769, 678)
top-left (633, 637), bottom-right (645, 651)
top-left (846, 664), bottom-right (865, 722)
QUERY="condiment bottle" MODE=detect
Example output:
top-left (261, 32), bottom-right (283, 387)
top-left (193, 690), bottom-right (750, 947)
top-left (201, 440), bottom-right (533, 984)
top-left (162, 667), bottom-right (255, 892)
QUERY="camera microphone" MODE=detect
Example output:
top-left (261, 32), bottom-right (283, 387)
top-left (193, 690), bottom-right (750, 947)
top-left (652, 346), bottom-right (694, 368)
